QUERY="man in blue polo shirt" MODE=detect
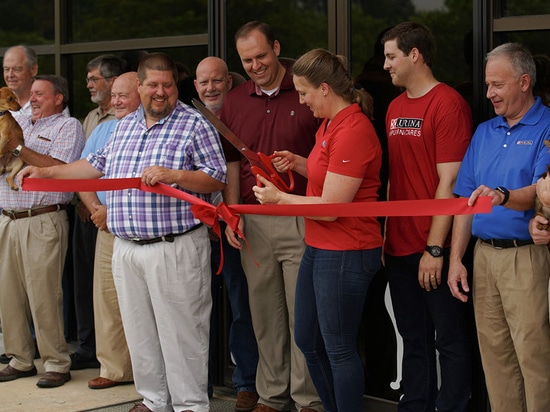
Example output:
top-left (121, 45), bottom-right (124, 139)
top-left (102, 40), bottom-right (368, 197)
top-left (79, 71), bottom-right (140, 390)
top-left (448, 43), bottom-right (550, 412)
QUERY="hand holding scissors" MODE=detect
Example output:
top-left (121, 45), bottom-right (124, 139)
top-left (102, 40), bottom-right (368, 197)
top-left (192, 98), bottom-right (294, 192)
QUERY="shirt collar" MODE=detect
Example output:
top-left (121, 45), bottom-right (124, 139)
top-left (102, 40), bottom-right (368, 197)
top-left (135, 101), bottom-right (182, 127)
top-left (31, 112), bottom-right (65, 125)
top-left (496, 96), bottom-right (546, 128)
top-left (245, 61), bottom-right (294, 97)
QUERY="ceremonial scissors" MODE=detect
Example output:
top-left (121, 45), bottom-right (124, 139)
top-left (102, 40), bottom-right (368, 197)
top-left (192, 98), bottom-right (294, 192)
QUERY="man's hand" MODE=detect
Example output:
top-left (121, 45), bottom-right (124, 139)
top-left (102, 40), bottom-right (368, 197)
top-left (77, 201), bottom-right (92, 223)
top-left (529, 215), bottom-right (550, 245)
top-left (224, 217), bottom-right (244, 250)
top-left (418, 253), bottom-right (443, 291)
top-left (141, 165), bottom-right (176, 186)
top-left (17, 165), bottom-right (50, 183)
top-left (448, 259), bottom-right (470, 302)
top-left (90, 202), bottom-right (109, 232)
top-left (468, 184), bottom-right (502, 206)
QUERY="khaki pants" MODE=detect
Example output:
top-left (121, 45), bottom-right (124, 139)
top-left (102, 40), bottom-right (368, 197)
top-left (112, 226), bottom-right (212, 412)
top-left (93, 230), bottom-right (133, 381)
top-left (473, 240), bottom-right (550, 412)
top-left (0, 212), bottom-right (70, 373)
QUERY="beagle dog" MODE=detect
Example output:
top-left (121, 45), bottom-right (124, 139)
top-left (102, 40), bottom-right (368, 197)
top-left (0, 87), bottom-right (25, 190)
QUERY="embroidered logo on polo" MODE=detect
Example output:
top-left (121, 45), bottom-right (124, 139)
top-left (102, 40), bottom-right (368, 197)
top-left (516, 140), bottom-right (533, 145)
top-left (389, 117), bottom-right (423, 137)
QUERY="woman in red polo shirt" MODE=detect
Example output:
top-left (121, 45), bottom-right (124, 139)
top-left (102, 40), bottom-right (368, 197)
top-left (253, 48), bottom-right (383, 412)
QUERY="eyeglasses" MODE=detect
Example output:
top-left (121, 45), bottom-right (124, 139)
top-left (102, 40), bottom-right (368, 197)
top-left (85, 76), bottom-right (111, 84)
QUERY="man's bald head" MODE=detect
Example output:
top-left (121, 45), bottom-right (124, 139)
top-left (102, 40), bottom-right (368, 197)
top-left (111, 71), bottom-right (140, 120)
top-left (194, 56), bottom-right (233, 116)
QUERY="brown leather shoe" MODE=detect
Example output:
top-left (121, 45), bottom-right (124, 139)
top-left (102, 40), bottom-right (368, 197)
top-left (235, 390), bottom-right (260, 411)
top-left (129, 403), bottom-right (153, 412)
top-left (0, 364), bottom-right (37, 382)
top-left (36, 371), bottom-right (71, 388)
top-left (300, 409), bottom-right (319, 412)
top-left (88, 376), bottom-right (134, 389)
top-left (252, 403), bottom-right (280, 412)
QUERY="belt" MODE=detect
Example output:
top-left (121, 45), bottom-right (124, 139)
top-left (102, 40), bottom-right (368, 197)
top-left (130, 223), bottom-right (203, 245)
top-left (481, 238), bottom-right (534, 249)
top-left (1, 204), bottom-right (68, 220)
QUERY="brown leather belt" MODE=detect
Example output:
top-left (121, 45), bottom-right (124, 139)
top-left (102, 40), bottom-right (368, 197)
top-left (1, 204), bottom-right (68, 220)
top-left (481, 238), bottom-right (534, 249)
top-left (130, 223), bottom-right (203, 245)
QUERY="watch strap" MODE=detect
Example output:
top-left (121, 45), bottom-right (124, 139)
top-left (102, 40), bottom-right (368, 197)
top-left (425, 245), bottom-right (443, 257)
top-left (495, 186), bottom-right (509, 206)
top-left (12, 144), bottom-right (23, 157)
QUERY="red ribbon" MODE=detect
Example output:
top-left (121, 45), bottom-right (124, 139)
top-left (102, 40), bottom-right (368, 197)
top-left (22, 177), bottom-right (492, 273)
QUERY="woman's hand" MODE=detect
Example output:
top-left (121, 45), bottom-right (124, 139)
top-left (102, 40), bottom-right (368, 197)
top-left (271, 150), bottom-right (296, 173)
top-left (253, 175), bottom-right (283, 204)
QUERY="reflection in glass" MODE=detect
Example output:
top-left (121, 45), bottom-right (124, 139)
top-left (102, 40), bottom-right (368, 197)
top-left (501, 0), bottom-right (550, 17)
top-left (351, 0), bottom-right (472, 87)
top-left (499, 31), bottom-right (549, 56)
top-left (225, 0), bottom-right (328, 77)
top-left (0, 0), bottom-right (55, 46)
top-left (69, 1), bottom-right (208, 42)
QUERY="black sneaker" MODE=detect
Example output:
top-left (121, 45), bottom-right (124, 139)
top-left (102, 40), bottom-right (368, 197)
top-left (0, 342), bottom-right (39, 363)
top-left (0, 353), bottom-right (10, 364)
top-left (69, 352), bottom-right (100, 370)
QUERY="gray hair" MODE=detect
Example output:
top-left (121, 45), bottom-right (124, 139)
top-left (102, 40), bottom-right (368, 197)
top-left (4, 45), bottom-right (38, 67)
top-left (487, 43), bottom-right (536, 88)
top-left (86, 54), bottom-right (126, 79)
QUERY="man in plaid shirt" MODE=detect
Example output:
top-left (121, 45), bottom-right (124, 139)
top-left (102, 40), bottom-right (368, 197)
top-left (20, 54), bottom-right (227, 412)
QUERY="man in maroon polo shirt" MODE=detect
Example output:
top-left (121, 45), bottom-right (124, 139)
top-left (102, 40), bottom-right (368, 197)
top-left (220, 21), bottom-right (322, 412)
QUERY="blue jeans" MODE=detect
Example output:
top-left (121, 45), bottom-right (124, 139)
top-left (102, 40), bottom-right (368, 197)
top-left (385, 252), bottom-right (471, 412)
top-left (210, 222), bottom-right (258, 394)
top-left (294, 246), bottom-right (382, 412)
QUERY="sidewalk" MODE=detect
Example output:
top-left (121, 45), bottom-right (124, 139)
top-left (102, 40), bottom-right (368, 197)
top-left (0, 331), bottom-right (140, 412)
top-left (0, 330), bottom-right (397, 412)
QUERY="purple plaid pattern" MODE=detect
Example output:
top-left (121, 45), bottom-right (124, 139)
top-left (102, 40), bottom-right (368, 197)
top-left (1, 113), bottom-right (86, 209)
top-left (88, 101), bottom-right (226, 240)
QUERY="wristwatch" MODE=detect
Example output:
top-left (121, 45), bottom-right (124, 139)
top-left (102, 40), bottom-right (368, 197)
top-left (425, 245), bottom-right (443, 258)
top-left (12, 144), bottom-right (23, 157)
top-left (495, 186), bottom-right (509, 206)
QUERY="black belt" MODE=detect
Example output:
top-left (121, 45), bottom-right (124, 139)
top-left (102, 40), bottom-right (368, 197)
top-left (2, 204), bottom-right (67, 220)
top-left (481, 238), bottom-right (534, 249)
top-left (129, 224), bottom-right (203, 245)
